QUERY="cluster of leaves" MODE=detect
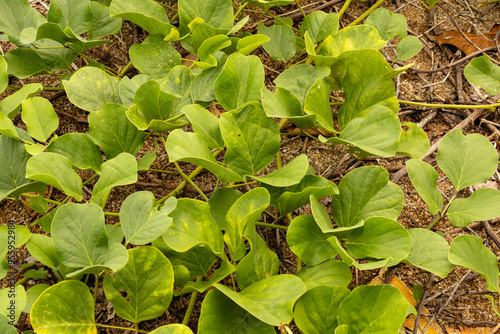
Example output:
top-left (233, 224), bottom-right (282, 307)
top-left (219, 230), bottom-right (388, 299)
top-left (1, 0), bottom-right (500, 333)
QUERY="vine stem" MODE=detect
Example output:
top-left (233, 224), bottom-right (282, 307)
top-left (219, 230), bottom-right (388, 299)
top-left (119, 61), bottom-right (133, 77)
top-left (256, 222), bottom-right (288, 230)
top-left (96, 324), bottom-right (148, 333)
top-left (338, 0), bottom-right (352, 18)
top-left (295, 0), bottom-right (307, 17)
top-left (174, 161), bottom-right (209, 201)
top-left (346, 0), bottom-right (386, 27)
top-left (234, 2), bottom-right (248, 19)
top-left (7, 85), bottom-right (64, 91)
top-left (182, 276), bottom-right (203, 326)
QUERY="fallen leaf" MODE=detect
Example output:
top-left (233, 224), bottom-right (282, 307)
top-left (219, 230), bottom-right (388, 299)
top-left (436, 25), bottom-right (500, 55)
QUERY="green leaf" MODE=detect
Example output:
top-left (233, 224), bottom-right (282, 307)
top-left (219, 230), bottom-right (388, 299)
top-left (242, 0), bottom-right (294, 11)
top-left (214, 53), bottom-right (264, 111)
top-left (166, 129), bottom-right (243, 182)
top-left (337, 285), bottom-right (409, 333)
top-left (325, 105), bottom-right (401, 157)
top-left (63, 66), bottom-right (121, 112)
top-left (300, 11), bottom-right (339, 43)
top-left (110, 0), bottom-right (173, 36)
top-left (182, 104), bottom-right (224, 149)
top-left (25, 234), bottom-right (60, 271)
top-left (253, 154), bottom-right (310, 187)
top-left (294, 286), bottom-right (350, 333)
top-left (304, 78), bottom-right (335, 132)
top-left (150, 324), bottom-right (193, 334)
top-left (464, 55), bottom-right (500, 95)
top-left (236, 227), bottom-right (279, 290)
top-left (159, 65), bottom-right (195, 115)
top-left (449, 235), bottom-right (499, 292)
top-left (237, 34), bottom-right (270, 55)
top-left (88, 103), bottom-right (145, 159)
top-left (129, 34), bottom-right (181, 79)
top-left (191, 52), bottom-right (227, 104)
top-left (287, 215), bottom-right (337, 266)
top-left (404, 228), bottom-right (454, 278)
top-left (310, 194), bottom-right (334, 233)
top-left (224, 187), bottom-right (270, 261)
top-left (407, 159), bottom-right (443, 215)
top-left (0, 135), bottom-right (45, 201)
top-left (221, 106), bottom-right (280, 176)
top-left (436, 129), bottom-right (498, 190)
top-left (31, 39), bottom-right (78, 72)
top-left (0, 0), bottom-right (45, 45)
top-left (273, 175), bottom-right (338, 217)
top-left (26, 152), bottom-right (83, 201)
top-left (103, 247), bottom-right (174, 322)
top-left (120, 192), bottom-right (177, 245)
top-left (52, 202), bottom-right (128, 276)
top-left (318, 25), bottom-right (386, 59)
top-left (215, 274), bottom-right (307, 326)
top-left (338, 76), bottom-right (398, 128)
top-left (88, 1), bottom-right (122, 39)
top-left (365, 7), bottom-right (407, 40)
top-left (195, 35), bottom-right (231, 69)
top-left (397, 122), bottom-right (430, 158)
top-left (396, 36), bottom-right (422, 61)
top-left (30, 195), bottom-right (49, 214)
top-left (176, 262), bottom-right (235, 295)
top-left (91, 153), bottom-right (138, 207)
top-left (0, 83), bottom-right (42, 119)
top-left (0, 225), bottom-right (31, 254)
top-left (332, 166), bottom-right (404, 227)
top-left (119, 74), bottom-right (149, 108)
top-left (345, 217), bottom-right (411, 263)
top-left (209, 188), bottom-right (243, 228)
top-left (20, 97), bottom-right (58, 142)
top-left (261, 87), bottom-right (316, 129)
top-left (447, 188), bottom-right (500, 227)
top-left (31, 281), bottom-right (96, 334)
top-left (0, 56), bottom-right (8, 93)
top-left (198, 290), bottom-right (274, 334)
top-left (274, 64), bottom-right (330, 106)
top-left (153, 237), bottom-right (217, 280)
top-left (46, 133), bottom-right (103, 171)
top-left (47, 0), bottom-right (93, 35)
top-left (162, 198), bottom-right (225, 257)
top-left (257, 22), bottom-right (296, 62)
top-left (23, 284), bottom-right (50, 314)
top-left (0, 285), bottom-right (25, 324)
top-left (178, 0), bottom-right (234, 36)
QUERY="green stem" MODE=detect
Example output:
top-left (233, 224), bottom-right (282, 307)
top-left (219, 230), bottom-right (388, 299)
top-left (400, 100), bottom-right (498, 112)
top-left (83, 173), bottom-right (98, 185)
top-left (428, 193), bottom-right (456, 229)
top-left (255, 222), bottom-right (288, 230)
top-left (226, 181), bottom-right (257, 188)
top-left (7, 85), bottom-right (64, 91)
top-left (346, 0), bottom-right (386, 27)
top-left (295, 0), bottom-right (307, 17)
top-left (174, 161), bottom-right (209, 201)
top-left (182, 276), bottom-right (203, 325)
top-left (95, 324), bottom-right (148, 333)
top-left (93, 273), bottom-right (100, 305)
top-left (119, 61), bottom-right (133, 77)
top-left (264, 210), bottom-right (278, 220)
top-left (338, 0), bottom-right (352, 18)
top-left (104, 212), bottom-right (119, 217)
top-left (20, 193), bottom-right (61, 206)
top-left (234, 2), bottom-right (248, 19)
top-left (147, 169), bottom-right (178, 174)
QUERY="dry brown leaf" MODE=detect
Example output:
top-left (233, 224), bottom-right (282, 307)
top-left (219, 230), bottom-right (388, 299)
top-left (436, 25), bottom-right (500, 56)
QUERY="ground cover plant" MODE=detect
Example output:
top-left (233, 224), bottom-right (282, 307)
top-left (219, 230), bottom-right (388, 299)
top-left (1, 0), bottom-right (500, 332)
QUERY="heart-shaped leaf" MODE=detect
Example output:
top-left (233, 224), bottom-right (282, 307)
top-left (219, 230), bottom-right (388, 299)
top-left (120, 191), bottom-right (177, 245)
top-left (31, 280), bottom-right (96, 334)
top-left (129, 34), bottom-right (181, 79)
top-left (396, 122), bottom-right (430, 159)
top-left (295, 259), bottom-right (352, 289)
top-left (214, 53), bottom-right (264, 111)
top-left (91, 153), bottom-right (138, 207)
top-left (103, 246), bottom-right (174, 322)
top-left (407, 159), bottom-right (443, 215)
top-left (447, 188), bottom-right (500, 226)
top-left (215, 274), bottom-right (306, 326)
top-left (449, 235), bottom-right (499, 292)
top-left (220, 106), bottom-right (280, 176)
top-left (26, 152), bottom-right (83, 201)
top-left (258, 22), bottom-right (296, 62)
top-left (46, 133), bottom-right (103, 172)
top-left (198, 289), bottom-right (274, 334)
top-left (52, 202), bottom-right (128, 276)
top-left (318, 25), bottom-right (386, 58)
top-left (437, 129), bottom-right (498, 191)
top-left (47, 0), bottom-right (93, 35)
top-left (365, 7), bottom-right (407, 40)
top-left (294, 286), bottom-right (350, 333)
top-left (63, 66), bottom-right (121, 112)
top-left (464, 55), bottom-right (500, 95)
top-left (332, 166), bottom-right (404, 227)
top-left (404, 228), bottom-right (454, 278)
top-left (88, 103), bottom-right (145, 159)
top-left (300, 11), bottom-right (339, 43)
top-left (178, 0), bottom-right (234, 37)
top-left (396, 36), bottom-right (423, 61)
